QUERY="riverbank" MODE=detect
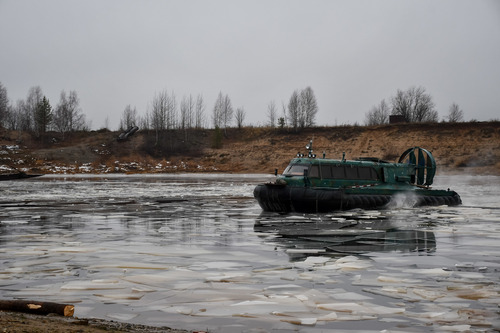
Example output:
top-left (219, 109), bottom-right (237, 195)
top-left (0, 310), bottom-right (189, 333)
top-left (1, 122), bottom-right (499, 176)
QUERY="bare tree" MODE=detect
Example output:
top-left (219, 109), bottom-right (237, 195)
top-left (212, 92), bottom-right (224, 129)
top-left (391, 86), bottom-right (438, 122)
top-left (391, 89), bottom-right (410, 121)
top-left (299, 86), bottom-right (318, 127)
top-left (222, 94), bottom-right (233, 131)
top-left (53, 90), bottom-right (86, 139)
top-left (119, 105), bottom-right (137, 130)
top-left (103, 117), bottom-right (110, 131)
top-left (5, 99), bottom-right (25, 131)
top-left (365, 99), bottom-right (390, 125)
top-left (235, 107), bottom-right (246, 129)
top-left (195, 94), bottom-right (205, 129)
top-left (0, 82), bottom-right (8, 128)
top-left (287, 87), bottom-right (318, 130)
top-left (17, 100), bottom-right (31, 132)
top-left (3, 103), bottom-right (17, 130)
top-left (180, 95), bottom-right (195, 130)
top-left (412, 88), bottom-right (437, 122)
top-left (279, 101), bottom-right (287, 128)
top-left (212, 92), bottom-right (233, 132)
top-left (23, 86), bottom-right (43, 132)
top-left (447, 103), bottom-right (464, 123)
top-left (138, 112), bottom-right (150, 131)
top-left (151, 90), bottom-right (177, 128)
top-left (150, 91), bottom-right (168, 144)
top-left (267, 101), bottom-right (277, 128)
top-left (287, 90), bottom-right (300, 130)
top-left (166, 91), bottom-right (177, 130)
top-left (180, 94), bottom-right (195, 141)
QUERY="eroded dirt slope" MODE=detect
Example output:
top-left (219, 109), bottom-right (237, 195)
top-left (1, 122), bottom-right (499, 175)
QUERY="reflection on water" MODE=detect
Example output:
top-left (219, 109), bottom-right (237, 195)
top-left (255, 213), bottom-right (436, 261)
top-left (1, 174), bottom-right (499, 332)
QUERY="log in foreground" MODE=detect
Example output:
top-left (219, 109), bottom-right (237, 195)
top-left (0, 300), bottom-right (74, 317)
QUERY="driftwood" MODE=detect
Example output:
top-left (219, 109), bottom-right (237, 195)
top-left (0, 300), bottom-right (74, 317)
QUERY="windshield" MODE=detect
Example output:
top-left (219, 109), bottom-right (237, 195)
top-left (283, 164), bottom-right (309, 176)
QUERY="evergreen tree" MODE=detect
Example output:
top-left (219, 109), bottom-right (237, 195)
top-left (35, 96), bottom-right (52, 138)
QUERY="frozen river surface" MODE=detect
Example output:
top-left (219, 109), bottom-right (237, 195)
top-left (1, 174), bottom-right (499, 332)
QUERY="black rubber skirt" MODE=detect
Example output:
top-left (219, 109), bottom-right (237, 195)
top-left (253, 184), bottom-right (462, 213)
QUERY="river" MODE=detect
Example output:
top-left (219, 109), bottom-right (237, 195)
top-left (1, 174), bottom-right (499, 332)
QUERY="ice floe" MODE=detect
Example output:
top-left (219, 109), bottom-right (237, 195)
top-left (1, 174), bottom-right (499, 332)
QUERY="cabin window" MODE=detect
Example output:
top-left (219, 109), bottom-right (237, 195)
top-left (309, 165), bottom-right (320, 178)
top-left (283, 164), bottom-right (309, 176)
top-left (320, 164), bottom-right (379, 180)
top-left (357, 167), bottom-right (379, 180)
top-left (357, 167), bottom-right (375, 180)
top-left (331, 166), bottom-right (345, 178)
top-left (320, 165), bottom-right (332, 178)
top-left (345, 165), bottom-right (358, 179)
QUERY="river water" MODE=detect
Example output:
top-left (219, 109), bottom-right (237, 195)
top-left (0, 174), bottom-right (499, 332)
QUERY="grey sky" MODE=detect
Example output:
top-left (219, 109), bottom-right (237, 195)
top-left (1, 0), bottom-right (499, 130)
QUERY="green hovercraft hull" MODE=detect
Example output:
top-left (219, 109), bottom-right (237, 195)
top-left (254, 143), bottom-right (462, 213)
top-left (254, 183), bottom-right (461, 213)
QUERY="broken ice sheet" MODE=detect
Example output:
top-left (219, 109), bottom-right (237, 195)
top-left (2, 248), bottom-right (47, 256)
top-left (73, 305), bottom-right (94, 317)
top-left (279, 316), bottom-right (317, 326)
top-left (106, 313), bottom-right (138, 321)
top-left (93, 293), bottom-right (144, 301)
top-left (166, 287), bottom-right (263, 306)
top-left (330, 291), bottom-right (373, 301)
top-left (329, 259), bottom-right (373, 271)
top-left (60, 280), bottom-right (124, 291)
top-left (49, 246), bottom-right (99, 253)
top-left (121, 269), bottom-right (201, 288)
top-left (7, 286), bottom-right (55, 297)
top-left (205, 272), bottom-right (252, 282)
top-left (411, 288), bottom-right (447, 301)
top-left (160, 305), bottom-right (194, 315)
top-left (195, 260), bottom-right (251, 269)
top-left (0, 220), bottom-right (29, 225)
top-left (303, 256), bottom-right (331, 265)
top-left (90, 261), bottom-right (168, 270)
top-left (264, 284), bottom-right (303, 292)
top-left (439, 325), bottom-right (472, 332)
top-left (317, 302), bottom-right (405, 315)
top-left (376, 275), bottom-right (422, 284)
top-left (1, 174), bottom-right (500, 331)
top-left (402, 267), bottom-right (452, 276)
top-left (194, 297), bottom-right (311, 318)
top-left (449, 286), bottom-right (499, 301)
top-left (285, 248), bottom-right (326, 254)
top-left (363, 287), bottom-right (414, 302)
top-left (407, 303), bottom-right (462, 321)
top-left (135, 246), bottom-right (214, 258)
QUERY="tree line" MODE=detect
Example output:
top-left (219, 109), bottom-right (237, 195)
top-left (1, 81), bottom-right (468, 143)
top-left (0, 83), bottom-right (88, 140)
top-left (0, 82), bottom-right (320, 138)
top-left (123, 86), bottom-right (318, 134)
top-left (365, 86), bottom-right (464, 125)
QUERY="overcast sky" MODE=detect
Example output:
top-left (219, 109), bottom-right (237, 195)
top-left (1, 0), bottom-right (499, 130)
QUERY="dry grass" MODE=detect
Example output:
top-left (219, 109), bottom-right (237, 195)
top-left (1, 122), bottom-right (499, 175)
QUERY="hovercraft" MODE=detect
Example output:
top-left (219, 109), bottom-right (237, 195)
top-left (254, 140), bottom-right (461, 213)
